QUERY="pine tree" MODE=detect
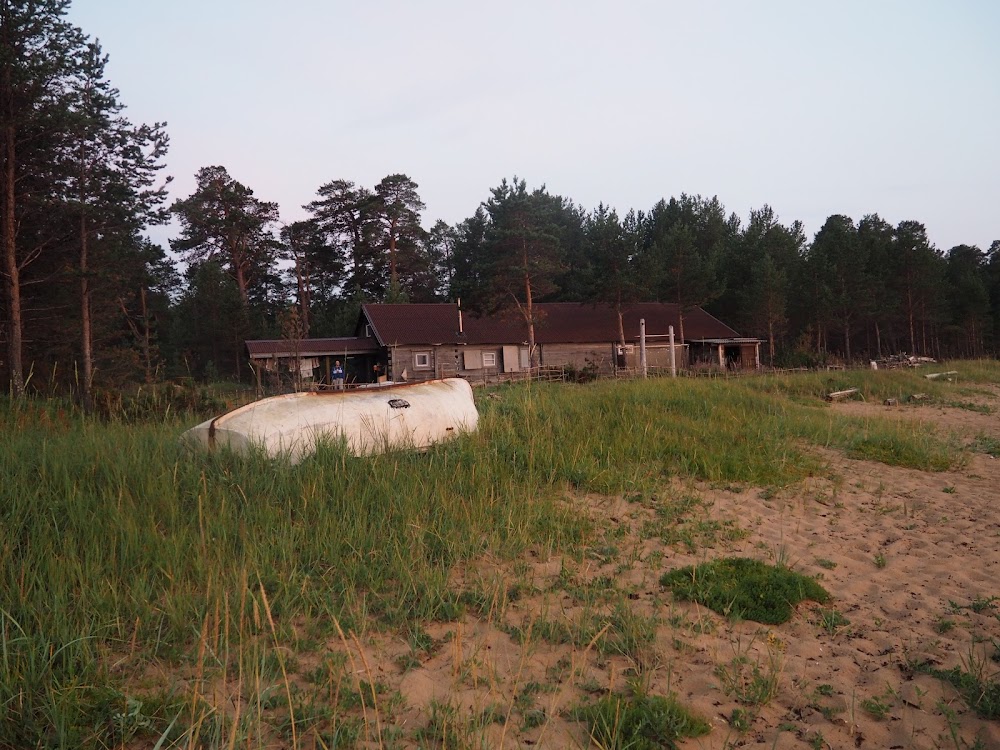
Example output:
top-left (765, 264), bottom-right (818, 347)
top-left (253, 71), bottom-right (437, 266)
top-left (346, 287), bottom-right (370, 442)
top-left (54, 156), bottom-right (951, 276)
top-left (60, 41), bottom-right (169, 408)
top-left (944, 245), bottom-right (990, 357)
top-left (171, 166), bottom-right (279, 312)
top-left (372, 173), bottom-right (428, 299)
top-left (0, 0), bottom-right (86, 394)
top-left (638, 195), bottom-right (729, 343)
top-left (892, 220), bottom-right (942, 356)
top-left (808, 215), bottom-right (867, 361)
top-left (427, 219), bottom-right (458, 299)
top-left (858, 214), bottom-right (896, 356)
top-left (305, 179), bottom-right (378, 298)
top-left (480, 178), bottom-right (566, 365)
top-left (587, 204), bottom-right (641, 347)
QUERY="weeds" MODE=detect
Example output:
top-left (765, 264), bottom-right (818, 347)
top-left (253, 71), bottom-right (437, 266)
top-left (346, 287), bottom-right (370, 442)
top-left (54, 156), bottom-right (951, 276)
top-left (813, 607), bottom-right (850, 635)
top-left (936, 618), bottom-right (958, 635)
top-left (911, 645), bottom-right (1000, 720)
top-left (572, 688), bottom-right (710, 750)
top-left (727, 706), bottom-right (754, 732)
top-left (414, 700), bottom-right (485, 749)
top-left (860, 693), bottom-right (893, 720)
top-left (972, 435), bottom-right (1000, 457)
top-left (714, 636), bottom-right (784, 708)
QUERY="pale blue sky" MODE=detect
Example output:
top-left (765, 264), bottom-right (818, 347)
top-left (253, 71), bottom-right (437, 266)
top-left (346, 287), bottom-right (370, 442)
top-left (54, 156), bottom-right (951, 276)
top-left (68, 0), bottom-right (998, 253)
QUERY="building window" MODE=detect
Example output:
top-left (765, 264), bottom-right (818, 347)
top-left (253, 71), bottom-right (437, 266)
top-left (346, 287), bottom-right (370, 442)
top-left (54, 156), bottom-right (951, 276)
top-left (414, 351), bottom-right (431, 369)
top-left (364, 324), bottom-right (372, 338)
top-left (482, 351), bottom-right (497, 368)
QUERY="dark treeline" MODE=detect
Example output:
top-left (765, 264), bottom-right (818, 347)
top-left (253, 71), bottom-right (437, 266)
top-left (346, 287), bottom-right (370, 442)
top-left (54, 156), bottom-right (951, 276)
top-left (2, 2), bottom-right (998, 402)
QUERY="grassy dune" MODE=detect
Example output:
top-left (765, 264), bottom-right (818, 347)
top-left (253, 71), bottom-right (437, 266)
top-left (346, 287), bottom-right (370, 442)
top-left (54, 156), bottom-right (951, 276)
top-left (0, 362), bottom-right (992, 747)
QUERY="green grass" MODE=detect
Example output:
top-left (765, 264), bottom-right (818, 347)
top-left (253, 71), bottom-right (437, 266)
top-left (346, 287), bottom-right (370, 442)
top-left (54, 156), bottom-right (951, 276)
top-left (0, 365), bottom-right (978, 746)
top-left (753, 360), bottom-right (1000, 403)
top-left (715, 653), bottom-right (783, 707)
top-left (813, 607), bottom-right (850, 634)
top-left (660, 558), bottom-right (830, 624)
top-left (572, 690), bottom-right (710, 750)
top-left (860, 688), bottom-right (895, 720)
top-left (912, 661), bottom-right (1000, 720)
top-left (972, 435), bottom-right (1000, 457)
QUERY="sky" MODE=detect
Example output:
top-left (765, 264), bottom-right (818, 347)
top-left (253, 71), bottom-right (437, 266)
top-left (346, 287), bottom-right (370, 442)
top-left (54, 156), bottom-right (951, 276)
top-left (66, 0), bottom-right (999, 254)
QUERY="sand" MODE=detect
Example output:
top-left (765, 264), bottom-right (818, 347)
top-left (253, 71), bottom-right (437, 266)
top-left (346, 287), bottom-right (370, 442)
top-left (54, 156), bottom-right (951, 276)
top-left (297, 393), bottom-right (1000, 749)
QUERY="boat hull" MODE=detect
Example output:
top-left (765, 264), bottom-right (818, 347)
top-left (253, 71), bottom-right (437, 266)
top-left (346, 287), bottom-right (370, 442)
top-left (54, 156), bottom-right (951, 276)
top-left (182, 378), bottom-right (478, 462)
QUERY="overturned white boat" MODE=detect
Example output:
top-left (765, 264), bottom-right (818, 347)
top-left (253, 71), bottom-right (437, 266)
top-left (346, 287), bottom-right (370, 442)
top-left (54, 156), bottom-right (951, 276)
top-left (182, 378), bottom-right (478, 462)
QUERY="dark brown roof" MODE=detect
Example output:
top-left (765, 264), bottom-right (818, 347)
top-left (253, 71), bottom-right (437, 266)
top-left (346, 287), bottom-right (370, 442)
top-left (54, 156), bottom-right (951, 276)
top-left (361, 303), bottom-right (741, 346)
top-left (246, 337), bottom-right (379, 358)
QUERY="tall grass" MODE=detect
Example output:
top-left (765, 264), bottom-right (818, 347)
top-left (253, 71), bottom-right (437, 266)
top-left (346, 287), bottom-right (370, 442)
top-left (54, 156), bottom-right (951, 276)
top-left (0, 366), bottom-right (978, 746)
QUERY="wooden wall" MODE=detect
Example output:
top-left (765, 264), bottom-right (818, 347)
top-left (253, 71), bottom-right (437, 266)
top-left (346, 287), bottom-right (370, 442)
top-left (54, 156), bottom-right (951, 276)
top-left (388, 345), bottom-right (502, 383)
top-left (390, 341), bottom-right (656, 381)
top-left (382, 340), bottom-right (744, 383)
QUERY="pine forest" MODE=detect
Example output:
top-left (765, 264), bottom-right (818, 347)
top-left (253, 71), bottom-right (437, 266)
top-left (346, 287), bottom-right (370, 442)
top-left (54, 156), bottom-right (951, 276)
top-left (2, 2), bottom-right (998, 404)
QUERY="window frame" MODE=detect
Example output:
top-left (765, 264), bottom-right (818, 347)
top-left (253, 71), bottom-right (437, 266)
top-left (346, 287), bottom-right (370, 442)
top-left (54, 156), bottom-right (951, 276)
top-left (481, 351), bottom-right (497, 368)
top-left (413, 351), bottom-right (432, 369)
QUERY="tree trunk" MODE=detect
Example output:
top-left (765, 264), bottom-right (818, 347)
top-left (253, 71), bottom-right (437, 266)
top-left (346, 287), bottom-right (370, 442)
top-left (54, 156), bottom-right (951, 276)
top-left (517, 233), bottom-right (538, 368)
top-left (918, 297), bottom-right (927, 356)
top-left (875, 320), bottom-right (882, 359)
top-left (295, 253), bottom-right (310, 338)
top-left (907, 288), bottom-right (916, 355)
top-left (524, 272), bottom-right (535, 367)
top-left (140, 285), bottom-right (152, 383)
top-left (388, 217), bottom-right (398, 288)
top-left (1, 123), bottom-right (23, 396)
top-left (767, 318), bottom-right (775, 366)
top-left (80, 209), bottom-right (94, 412)
top-left (234, 257), bottom-right (250, 310)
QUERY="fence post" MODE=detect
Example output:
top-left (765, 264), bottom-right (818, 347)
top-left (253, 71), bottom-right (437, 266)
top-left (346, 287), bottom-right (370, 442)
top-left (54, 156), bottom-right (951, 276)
top-left (640, 319), bottom-right (647, 379)
top-left (668, 325), bottom-right (676, 377)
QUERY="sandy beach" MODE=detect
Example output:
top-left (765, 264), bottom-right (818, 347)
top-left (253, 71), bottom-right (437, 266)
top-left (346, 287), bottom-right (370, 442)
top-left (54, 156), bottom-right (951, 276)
top-left (289, 389), bottom-right (1000, 749)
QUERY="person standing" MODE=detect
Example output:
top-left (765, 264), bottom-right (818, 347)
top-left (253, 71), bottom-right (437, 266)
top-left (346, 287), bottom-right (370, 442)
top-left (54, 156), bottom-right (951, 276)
top-left (332, 360), bottom-right (345, 390)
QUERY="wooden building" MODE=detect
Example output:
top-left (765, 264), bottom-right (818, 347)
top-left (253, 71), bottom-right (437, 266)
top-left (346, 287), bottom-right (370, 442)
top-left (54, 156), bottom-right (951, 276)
top-left (246, 303), bottom-right (759, 387)
top-left (245, 336), bottom-right (380, 390)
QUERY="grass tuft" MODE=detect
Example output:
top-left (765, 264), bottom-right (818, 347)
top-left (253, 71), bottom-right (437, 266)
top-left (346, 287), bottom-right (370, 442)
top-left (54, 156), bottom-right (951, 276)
top-left (660, 557), bottom-right (829, 624)
top-left (572, 690), bottom-right (710, 750)
top-left (911, 653), bottom-right (1000, 720)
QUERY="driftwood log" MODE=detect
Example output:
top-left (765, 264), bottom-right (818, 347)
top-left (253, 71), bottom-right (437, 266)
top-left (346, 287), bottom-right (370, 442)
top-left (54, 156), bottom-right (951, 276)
top-left (826, 387), bottom-right (860, 401)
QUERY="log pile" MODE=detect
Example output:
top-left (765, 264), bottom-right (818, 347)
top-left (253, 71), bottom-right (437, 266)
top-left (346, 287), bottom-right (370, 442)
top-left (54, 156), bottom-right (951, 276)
top-left (871, 353), bottom-right (936, 370)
